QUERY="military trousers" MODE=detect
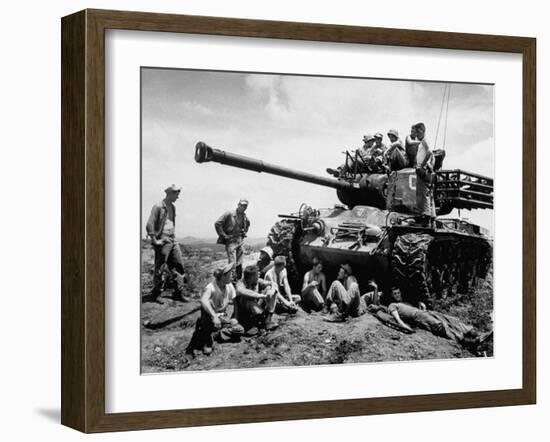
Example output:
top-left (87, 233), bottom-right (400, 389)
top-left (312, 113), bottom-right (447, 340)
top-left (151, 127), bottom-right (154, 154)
top-left (326, 280), bottom-right (366, 318)
top-left (225, 239), bottom-right (244, 279)
top-left (186, 308), bottom-right (245, 352)
top-left (152, 238), bottom-right (185, 298)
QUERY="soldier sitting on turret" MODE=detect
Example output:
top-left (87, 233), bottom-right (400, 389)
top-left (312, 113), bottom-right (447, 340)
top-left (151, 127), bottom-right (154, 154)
top-left (384, 129), bottom-right (408, 171)
top-left (355, 134), bottom-right (376, 172)
top-left (368, 133), bottom-right (387, 172)
top-left (326, 133), bottom-right (375, 177)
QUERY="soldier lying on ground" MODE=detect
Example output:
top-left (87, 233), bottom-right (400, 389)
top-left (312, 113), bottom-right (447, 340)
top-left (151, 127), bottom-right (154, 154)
top-left (301, 257), bottom-right (327, 312)
top-left (325, 264), bottom-right (368, 321)
top-left (235, 264), bottom-right (279, 335)
top-left (371, 286), bottom-right (490, 353)
top-left (185, 263), bottom-right (244, 357)
top-left (264, 256), bottom-right (300, 314)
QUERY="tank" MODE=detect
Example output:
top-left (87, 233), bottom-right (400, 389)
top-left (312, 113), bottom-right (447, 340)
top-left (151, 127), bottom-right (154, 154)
top-left (195, 141), bottom-right (493, 306)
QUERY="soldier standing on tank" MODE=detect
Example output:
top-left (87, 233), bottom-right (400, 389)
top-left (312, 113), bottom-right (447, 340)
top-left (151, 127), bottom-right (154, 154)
top-left (215, 199), bottom-right (251, 280)
top-left (413, 122), bottom-right (436, 217)
top-left (405, 125), bottom-right (421, 167)
top-left (145, 184), bottom-right (188, 303)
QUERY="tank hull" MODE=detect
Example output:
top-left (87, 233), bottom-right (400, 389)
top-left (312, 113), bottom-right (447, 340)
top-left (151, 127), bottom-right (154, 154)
top-left (276, 205), bottom-right (492, 305)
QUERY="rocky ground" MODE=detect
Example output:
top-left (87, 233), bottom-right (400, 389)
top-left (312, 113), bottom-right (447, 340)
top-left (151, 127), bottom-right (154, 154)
top-left (140, 243), bottom-right (493, 374)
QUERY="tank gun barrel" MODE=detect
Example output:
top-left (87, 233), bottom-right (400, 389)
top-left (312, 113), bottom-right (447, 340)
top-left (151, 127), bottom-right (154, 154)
top-left (195, 142), bottom-right (355, 191)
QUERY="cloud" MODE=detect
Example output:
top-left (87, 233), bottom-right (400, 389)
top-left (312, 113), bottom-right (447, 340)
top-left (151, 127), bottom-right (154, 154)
top-left (142, 69), bottom-right (494, 238)
top-left (245, 75), bottom-right (290, 121)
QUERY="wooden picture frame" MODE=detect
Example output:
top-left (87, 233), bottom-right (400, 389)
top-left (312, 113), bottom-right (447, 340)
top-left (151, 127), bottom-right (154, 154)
top-left (61, 9), bottom-right (536, 433)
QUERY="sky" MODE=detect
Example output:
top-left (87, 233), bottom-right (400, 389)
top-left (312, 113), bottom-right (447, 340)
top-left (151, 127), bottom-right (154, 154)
top-left (141, 68), bottom-right (494, 239)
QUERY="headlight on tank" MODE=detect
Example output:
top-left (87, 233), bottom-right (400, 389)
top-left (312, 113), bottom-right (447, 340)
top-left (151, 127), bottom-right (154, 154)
top-left (311, 220), bottom-right (325, 236)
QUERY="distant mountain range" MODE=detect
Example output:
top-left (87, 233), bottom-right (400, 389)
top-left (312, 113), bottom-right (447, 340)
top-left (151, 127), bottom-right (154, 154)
top-left (179, 236), bottom-right (267, 247)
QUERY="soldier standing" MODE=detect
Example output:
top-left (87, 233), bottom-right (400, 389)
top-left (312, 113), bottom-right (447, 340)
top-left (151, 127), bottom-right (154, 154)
top-left (405, 125), bottom-right (421, 167)
top-left (413, 122), bottom-right (436, 217)
top-left (145, 184), bottom-right (188, 302)
top-left (215, 199), bottom-right (251, 280)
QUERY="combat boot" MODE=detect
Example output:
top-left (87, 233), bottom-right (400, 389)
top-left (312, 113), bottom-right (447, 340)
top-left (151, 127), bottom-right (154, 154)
top-left (264, 314), bottom-right (279, 331)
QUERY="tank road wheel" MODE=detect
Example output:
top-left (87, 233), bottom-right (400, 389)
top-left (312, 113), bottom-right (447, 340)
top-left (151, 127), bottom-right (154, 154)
top-left (391, 233), bottom-right (434, 306)
top-left (266, 219), bottom-right (301, 291)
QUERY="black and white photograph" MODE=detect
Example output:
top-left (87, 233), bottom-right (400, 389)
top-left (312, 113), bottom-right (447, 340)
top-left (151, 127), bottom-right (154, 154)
top-left (140, 67), bottom-right (494, 373)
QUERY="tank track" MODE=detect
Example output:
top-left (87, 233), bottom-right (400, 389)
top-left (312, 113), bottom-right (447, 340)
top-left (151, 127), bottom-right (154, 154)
top-left (391, 233), bottom-right (434, 306)
top-left (392, 232), bottom-right (492, 305)
top-left (266, 219), bottom-right (302, 291)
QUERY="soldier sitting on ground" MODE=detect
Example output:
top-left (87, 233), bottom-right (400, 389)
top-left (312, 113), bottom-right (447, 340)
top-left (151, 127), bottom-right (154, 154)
top-left (185, 263), bottom-right (244, 357)
top-left (235, 265), bottom-right (279, 334)
top-left (264, 256), bottom-right (300, 314)
top-left (362, 278), bottom-right (381, 306)
top-left (300, 257), bottom-right (327, 312)
top-left (325, 264), bottom-right (368, 322)
top-left (256, 246), bottom-right (274, 278)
